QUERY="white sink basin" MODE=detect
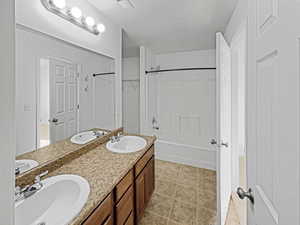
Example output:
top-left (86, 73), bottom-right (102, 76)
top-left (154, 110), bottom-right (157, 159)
top-left (70, 130), bottom-right (107, 145)
top-left (106, 136), bottom-right (147, 153)
top-left (15, 159), bottom-right (39, 175)
top-left (15, 175), bottom-right (90, 225)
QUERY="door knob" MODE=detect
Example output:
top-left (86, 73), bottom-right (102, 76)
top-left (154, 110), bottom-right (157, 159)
top-left (237, 187), bottom-right (254, 204)
top-left (210, 139), bottom-right (217, 145)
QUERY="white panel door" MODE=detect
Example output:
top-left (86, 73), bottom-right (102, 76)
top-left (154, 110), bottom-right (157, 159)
top-left (65, 63), bottom-right (78, 137)
top-left (49, 59), bottom-right (78, 143)
top-left (246, 0), bottom-right (300, 225)
top-left (216, 32), bottom-right (232, 225)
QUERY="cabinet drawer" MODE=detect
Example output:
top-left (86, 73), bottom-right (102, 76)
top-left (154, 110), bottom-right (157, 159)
top-left (124, 212), bottom-right (134, 225)
top-left (135, 146), bottom-right (154, 177)
top-left (83, 193), bottom-right (113, 225)
top-left (116, 169), bottom-right (133, 202)
top-left (116, 186), bottom-right (134, 225)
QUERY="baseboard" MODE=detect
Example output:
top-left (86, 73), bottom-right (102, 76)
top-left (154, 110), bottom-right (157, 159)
top-left (154, 140), bottom-right (216, 170)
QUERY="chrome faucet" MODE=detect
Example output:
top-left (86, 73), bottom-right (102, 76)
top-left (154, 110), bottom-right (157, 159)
top-left (93, 130), bottom-right (101, 138)
top-left (15, 171), bottom-right (48, 202)
top-left (110, 132), bottom-right (123, 143)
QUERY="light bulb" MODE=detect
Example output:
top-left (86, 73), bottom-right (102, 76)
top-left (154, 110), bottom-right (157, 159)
top-left (70, 7), bottom-right (82, 19)
top-left (96, 24), bottom-right (106, 33)
top-left (85, 16), bottom-right (95, 27)
top-left (51, 0), bottom-right (66, 9)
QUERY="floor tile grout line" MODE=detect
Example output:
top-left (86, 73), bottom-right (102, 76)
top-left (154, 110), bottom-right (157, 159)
top-left (145, 208), bottom-right (170, 221)
top-left (150, 160), bottom-right (217, 225)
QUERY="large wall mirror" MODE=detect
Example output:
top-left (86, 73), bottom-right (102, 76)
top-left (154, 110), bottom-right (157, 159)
top-left (15, 25), bottom-right (116, 175)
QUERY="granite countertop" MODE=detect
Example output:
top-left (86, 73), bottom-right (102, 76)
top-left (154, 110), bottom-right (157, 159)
top-left (16, 128), bottom-right (111, 167)
top-left (45, 135), bottom-right (156, 225)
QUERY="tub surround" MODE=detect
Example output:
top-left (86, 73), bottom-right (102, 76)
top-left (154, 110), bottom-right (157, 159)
top-left (16, 130), bottom-right (156, 225)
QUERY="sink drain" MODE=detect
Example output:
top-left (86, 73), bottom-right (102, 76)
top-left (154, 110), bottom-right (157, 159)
top-left (37, 222), bottom-right (45, 225)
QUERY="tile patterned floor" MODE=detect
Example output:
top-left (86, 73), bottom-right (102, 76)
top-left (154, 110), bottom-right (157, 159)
top-left (139, 159), bottom-right (217, 225)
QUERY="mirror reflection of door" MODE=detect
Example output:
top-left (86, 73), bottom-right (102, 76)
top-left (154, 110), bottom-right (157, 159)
top-left (38, 58), bottom-right (78, 148)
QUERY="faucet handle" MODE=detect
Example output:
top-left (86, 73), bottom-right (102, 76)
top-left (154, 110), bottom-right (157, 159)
top-left (15, 186), bottom-right (21, 195)
top-left (35, 170), bottom-right (48, 183)
top-left (15, 167), bottom-right (20, 175)
top-left (15, 185), bottom-right (29, 195)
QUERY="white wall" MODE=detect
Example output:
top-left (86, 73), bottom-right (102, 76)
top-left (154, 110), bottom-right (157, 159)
top-left (16, 26), bottom-right (116, 155)
top-left (122, 57), bottom-right (140, 134)
top-left (123, 57), bottom-right (140, 80)
top-left (0, 0), bottom-right (15, 223)
top-left (224, 0), bottom-right (247, 43)
top-left (40, 59), bottom-right (50, 125)
top-left (16, 0), bottom-right (120, 59)
top-left (141, 49), bottom-right (217, 170)
top-left (156, 50), bottom-right (216, 69)
top-left (16, 0), bottom-right (123, 129)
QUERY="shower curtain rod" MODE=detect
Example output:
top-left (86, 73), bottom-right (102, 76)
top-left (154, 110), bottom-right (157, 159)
top-left (93, 72), bottom-right (115, 77)
top-left (145, 67), bottom-right (216, 74)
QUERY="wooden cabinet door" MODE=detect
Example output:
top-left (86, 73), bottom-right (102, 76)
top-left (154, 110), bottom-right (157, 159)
top-left (145, 157), bottom-right (155, 205)
top-left (103, 215), bottom-right (113, 225)
top-left (135, 170), bottom-right (146, 222)
top-left (135, 157), bottom-right (155, 222)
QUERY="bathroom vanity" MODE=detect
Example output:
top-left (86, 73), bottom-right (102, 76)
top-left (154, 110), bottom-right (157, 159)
top-left (15, 128), bottom-right (156, 225)
top-left (83, 145), bottom-right (154, 225)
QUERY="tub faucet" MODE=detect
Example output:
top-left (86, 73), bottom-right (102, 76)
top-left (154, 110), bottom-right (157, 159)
top-left (15, 171), bottom-right (48, 202)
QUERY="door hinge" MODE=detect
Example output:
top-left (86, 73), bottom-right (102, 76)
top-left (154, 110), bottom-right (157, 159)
top-left (77, 104), bottom-right (80, 110)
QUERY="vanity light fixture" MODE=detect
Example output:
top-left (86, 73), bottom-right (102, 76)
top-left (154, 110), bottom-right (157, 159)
top-left (85, 16), bottom-right (95, 27)
top-left (51, 0), bottom-right (66, 9)
top-left (70, 7), bottom-right (82, 19)
top-left (41, 0), bottom-right (106, 35)
top-left (96, 24), bottom-right (106, 33)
